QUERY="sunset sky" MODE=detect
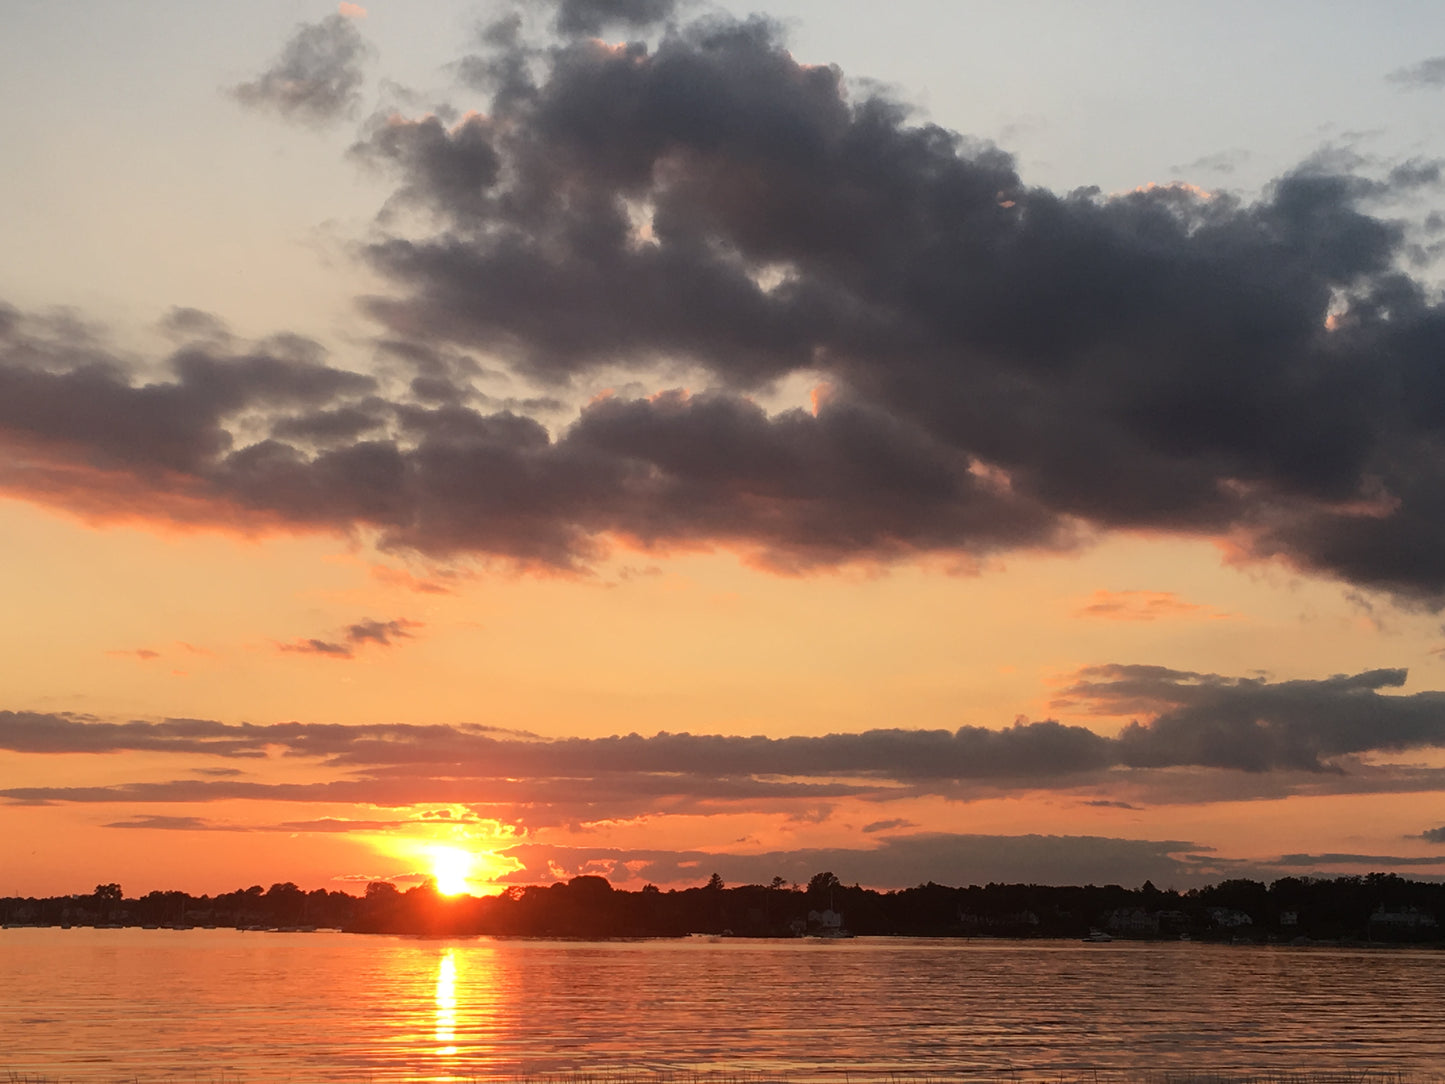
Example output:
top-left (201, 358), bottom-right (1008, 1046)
top-left (6, 0), bottom-right (1445, 898)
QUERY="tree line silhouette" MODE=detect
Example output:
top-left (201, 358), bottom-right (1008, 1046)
top-left (4, 871), bottom-right (1443, 942)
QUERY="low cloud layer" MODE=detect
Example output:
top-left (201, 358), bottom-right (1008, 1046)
top-left (6, 665), bottom-right (1445, 817)
top-left (1058, 665), bottom-right (1445, 772)
top-left (91, 822), bottom-right (1225, 889)
top-left (490, 832), bottom-right (1221, 890)
top-left (85, 815), bottom-right (1445, 888)
top-left (1272, 851), bottom-right (1445, 868)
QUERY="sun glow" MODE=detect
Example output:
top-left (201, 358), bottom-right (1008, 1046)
top-left (429, 846), bottom-right (475, 895)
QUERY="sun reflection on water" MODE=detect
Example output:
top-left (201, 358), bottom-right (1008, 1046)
top-left (434, 949), bottom-right (458, 1058)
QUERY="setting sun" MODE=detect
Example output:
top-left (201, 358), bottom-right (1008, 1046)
top-left (429, 847), bottom-right (474, 896)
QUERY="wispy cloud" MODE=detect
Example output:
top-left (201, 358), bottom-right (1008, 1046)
top-left (1074, 590), bottom-right (1231, 623)
top-left (102, 815), bottom-right (234, 832)
top-left (231, 14), bottom-right (371, 125)
top-left (278, 638), bottom-right (355, 659)
top-left (1387, 57), bottom-right (1445, 89)
top-left (102, 813), bottom-right (456, 834)
top-left (278, 617), bottom-right (421, 659)
top-left (862, 818), bottom-right (916, 834)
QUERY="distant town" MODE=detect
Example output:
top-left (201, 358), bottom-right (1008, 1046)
top-left (4, 871), bottom-right (1444, 944)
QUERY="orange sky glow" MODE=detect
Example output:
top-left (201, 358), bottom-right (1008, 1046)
top-left (5, 0), bottom-right (1445, 900)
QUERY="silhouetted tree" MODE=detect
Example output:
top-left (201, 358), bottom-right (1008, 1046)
top-left (807, 871), bottom-right (841, 898)
top-left (365, 880), bottom-right (400, 900)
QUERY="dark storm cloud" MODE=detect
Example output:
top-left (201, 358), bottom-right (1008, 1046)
top-left (1387, 57), bottom-right (1445, 89)
top-left (0, 315), bottom-right (372, 482)
top-left (1421, 826), bottom-right (1445, 843)
top-left (553, 0), bottom-right (678, 37)
top-left (0, 305), bottom-right (1066, 570)
top-left (269, 403), bottom-right (390, 444)
top-left (349, 13), bottom-right (1445, 602)
top-left (231, 14), bottom-right (371, 125)
top-left (493, 832), bottom-right (1221, 889)
top-left (13, 11), bottom-right (1445, 597)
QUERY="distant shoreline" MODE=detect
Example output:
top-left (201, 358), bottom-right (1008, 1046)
top-left (6, 871), bottom-right (1441, 944)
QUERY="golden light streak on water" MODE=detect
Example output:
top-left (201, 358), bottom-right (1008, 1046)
top-left (434, 949), bottom-right (458, 1058)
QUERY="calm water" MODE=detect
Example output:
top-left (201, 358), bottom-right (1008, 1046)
top-left (2, 929), bottom-right (1443, 1082)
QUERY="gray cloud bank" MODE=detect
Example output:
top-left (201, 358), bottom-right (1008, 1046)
top-left (8, 9), bottom-right (1445, 599)
top-left (7, 666), bottom-right (1445, 814)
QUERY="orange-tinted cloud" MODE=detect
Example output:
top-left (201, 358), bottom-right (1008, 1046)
top-left (371, 565), bottom-right (453, 595)
top-left (279, 638), bottom-right (356, 659)
top-left (11, 664), bottom-right (1445, 814)
top-left (1075, 589), bottom-right (1231, 622)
